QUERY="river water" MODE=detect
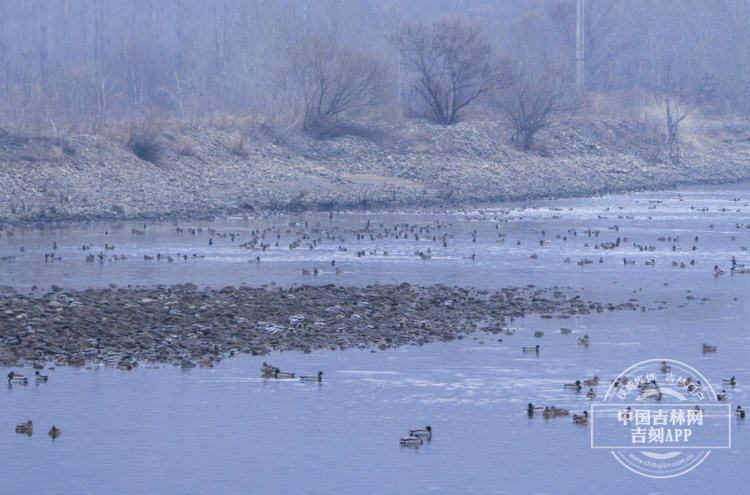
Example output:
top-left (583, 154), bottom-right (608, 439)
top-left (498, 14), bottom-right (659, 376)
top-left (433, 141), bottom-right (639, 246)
top-left (1, 184), bottom-right (748, 493)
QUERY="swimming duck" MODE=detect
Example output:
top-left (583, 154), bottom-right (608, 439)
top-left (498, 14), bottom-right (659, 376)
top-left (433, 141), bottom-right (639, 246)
top-left (300, 371), bottom-right (324, 382)
top-left (261, 362), bottom-right (278, 375)
top-left (522, 345), bottom-right (540, 353)
top-left (715, 265), bottom-right (726, 275)
top-left (573, 411), bottom-right (588, 424)
top-left (527, 403), bottom-right (543, 415)
top-left (717, 390), bottom-right (728, 401)
top-left (586, 388), bottom-right (596, 399)
top-left (7, 372), bottom-right (28, 385)
top-left (723, 376), bottom-right (736, 385)
top-left (552, 406), bottom-right (569, 417)
top-left (48, 426), bottom-right (62, 438)
top-left (660, 361), bottom-right (671, 373)
top-left (34, 371), bottom-right (48, 381)
top-left (577, 335), bottom-right (590, 346)
top-left (5, 334), bottom-right (22, 345)
top-left (645, 259), bottom-right (655, 266)
top-left (583, 376), bottom-right (599, 387)
top-left (702, 343), bottom-right (718, 353)
top-left (736, 406), bottom-right (746, 418)
top-left (564, 380), bottom-right (582, 390)
top-left (274, 369), bottom-right (296, 379)
top-left (15, 420), bottom-right (33, 434)
top-left (694, 406), bottom-right (704, 416)
top-left (409, 426), bottom-right (432, 439)
top-left (400, 435), bottom-right (423, 447)
top-left (542, 406), bottom-right (555, 418)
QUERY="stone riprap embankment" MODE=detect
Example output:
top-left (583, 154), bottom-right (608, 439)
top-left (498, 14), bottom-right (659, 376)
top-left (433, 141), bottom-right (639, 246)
top-left (2, 119), bottom-right (750, 225)
top-left (0, 283), bottom-right (643, 367)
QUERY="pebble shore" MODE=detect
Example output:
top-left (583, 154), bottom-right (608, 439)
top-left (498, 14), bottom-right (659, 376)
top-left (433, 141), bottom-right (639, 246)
top-left (2, 119), bottom-right (750, 225)
top-left (0, 283), bottom-right (642, 367)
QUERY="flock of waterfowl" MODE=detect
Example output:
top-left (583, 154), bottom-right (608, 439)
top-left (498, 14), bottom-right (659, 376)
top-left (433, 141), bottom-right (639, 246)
top-left (528, 361), bottom-right (742, 425)
top-left (7, 372), bottom-right (61, 439)
top-left (3, 194), bottom-right (750, 284)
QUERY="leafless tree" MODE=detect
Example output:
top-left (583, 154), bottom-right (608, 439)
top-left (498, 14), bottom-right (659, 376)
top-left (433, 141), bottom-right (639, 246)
top-left (289, 36), bottom-right (389, 136)
top-left (492, 63), bottom-right (579, 151)
top-left (398, 16), bottom-right (496, 126)
top-left (654, 54), bottom-right (718, 142)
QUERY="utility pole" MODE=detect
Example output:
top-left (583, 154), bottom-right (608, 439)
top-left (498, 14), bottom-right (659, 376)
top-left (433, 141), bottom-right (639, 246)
top-left (576, 0), bottom-right (585, 91)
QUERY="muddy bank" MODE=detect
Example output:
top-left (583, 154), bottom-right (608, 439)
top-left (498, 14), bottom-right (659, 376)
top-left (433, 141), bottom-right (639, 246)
top-left (2, 119), bottom-right (750, 226)
top-left (0, 283), bottom-right (645, 368)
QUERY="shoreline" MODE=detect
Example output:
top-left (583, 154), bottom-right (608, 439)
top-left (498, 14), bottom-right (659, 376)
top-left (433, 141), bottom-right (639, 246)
top-left (2, 119), bottom-right (750, 227)
top-left (0, 283), bottom-right (641, 368)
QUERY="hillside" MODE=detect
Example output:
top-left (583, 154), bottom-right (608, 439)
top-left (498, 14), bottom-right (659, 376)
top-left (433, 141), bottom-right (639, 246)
top-left (1, 119), bottom-right (750, 225)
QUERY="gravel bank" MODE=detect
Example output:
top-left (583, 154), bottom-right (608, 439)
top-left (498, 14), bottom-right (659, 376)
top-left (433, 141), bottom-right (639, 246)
top-left (2, 119), bottom-right (750, 225)
top-left (0, 283), bottom-right (643, 368)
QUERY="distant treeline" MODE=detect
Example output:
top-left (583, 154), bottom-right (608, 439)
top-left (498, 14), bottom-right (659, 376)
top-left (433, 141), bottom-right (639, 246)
top-left (0, 0), bottom-right (746, 138)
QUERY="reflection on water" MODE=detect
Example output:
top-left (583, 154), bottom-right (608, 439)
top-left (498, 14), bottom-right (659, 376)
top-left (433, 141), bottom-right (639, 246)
top-left (1, 184), bottom-right (749, 492)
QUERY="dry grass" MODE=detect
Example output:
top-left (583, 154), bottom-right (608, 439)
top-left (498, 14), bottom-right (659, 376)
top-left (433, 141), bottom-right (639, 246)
top-left (123, 109), bottom-right (169, 163)
top-left (177, 136), bottom-right (196, 156)
top-left (227, 133), bottom-right (247, 156)
top-left (582, 91), bottom-right (644, 121)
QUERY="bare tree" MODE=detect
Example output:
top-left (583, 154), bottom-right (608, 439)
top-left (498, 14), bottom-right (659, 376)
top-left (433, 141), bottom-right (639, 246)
top-left (398, 16), bottom-right (495, 126)
top-left (492, 63), bottom-right (579, 151)
top-left (654, 54), bottom-right (718, 143)
top-left (289, 36), bottom-right (389, 136)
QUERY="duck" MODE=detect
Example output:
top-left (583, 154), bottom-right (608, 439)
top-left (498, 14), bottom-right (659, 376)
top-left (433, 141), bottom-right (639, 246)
top-left (48, 426), bottom-right (62, 438)
top-left (645, 259), bottom-right (655, 266)
top-left (660, 361), bottom-right (671, 373)
top-left (573, 411), bottom-right (588, 424)
top-left (542, 406), bottom-right (555, 418)
top-left (723, 376), bottom-right (736, 386)
top-left (7, 371), bottom-right (28, 385)
top-left (564, 380), bottom-right (582, 390)
top-left (15, 420), bottom-right (33, 434)
top-left (527, 403), bottom-right (544, 415)
top-left (274, 369), bottom-right (296, 379)
top-left (677, 377), bottom-right (693, 387)
top-left (623, 259), bottom-right (635, 264)
top-left (300, 371), bottom-right (324, 382)
top-left (34, 371), bottom-right (48, 381)
top-left (736, 406), bottom-right (746, 418)
top-left (5, 334), bottom-right (22, 345)
top-left (717, 390), bottom-right (728, 401)
top-left (552, 406), bottom-right (569, 417)
top-left (522, 345), bottom-right (540, 353)
top-left (694, 406), bottom-right (704, 416)
top-left (715, 265), bottom-right (726, 275)
top-left (261, 362), bottom-right (278, 375)
top-left (583, 376), bottom-right (599, 387)
top-left (702, 343), bottom-right (718, 353)
top-left (577, 335), bottom-right (590, 346)
top-left (586, 388), bottom-right (596, 399)
top-left (399, 435), bottom-right (423, 447)
top-left (687, 381), bottom-right (702, 393)
top-left (409, 426), bottom-right (432, 439)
